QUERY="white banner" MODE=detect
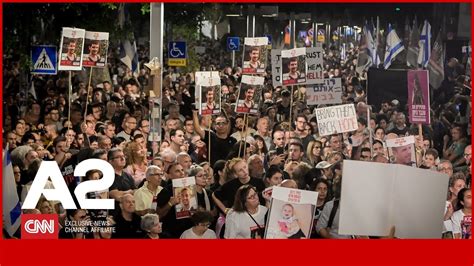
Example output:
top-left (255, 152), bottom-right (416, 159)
top-left (306, 78), bottom-right (342, 105)
top-left (315, 104), bottom-right (357, 136)
top-left (195, 71), bottom-right (221, 116)
top-left (339, 160), bottom-right (449, 238)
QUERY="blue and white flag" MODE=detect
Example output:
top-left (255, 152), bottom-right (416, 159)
top-left (3, 148), bottom-right (21, 237)
top-left (383, 24), bottom-right (405, 69)
top-left (120, 39), bottom-right (139, 77)
top-left (417, 20), bottom-right (431, 68)
top-left (364, 23), bottom-right (380, 67)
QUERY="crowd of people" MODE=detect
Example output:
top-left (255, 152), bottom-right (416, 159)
top-left (3, 33), bottom-right (471, 239)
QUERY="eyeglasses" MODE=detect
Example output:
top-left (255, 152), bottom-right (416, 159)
top-left (198, 223), bottom-right (210, 228)
top-left (215, 122), bottom-right (227, 126)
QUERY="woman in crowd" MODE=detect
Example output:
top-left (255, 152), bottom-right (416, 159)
top-left (253, 134), bottom-right (268, 159)
top-left (124, 141), bottom-right (148, 186)
top-left (306, 140), bottom-right (323, 167)
top-left (451, 188), bottom-right (471, 239)
top-left (180, 211), bottom-right (217, 239)
top-left (224, 185), bottom-right (267, 239)
top-left (188, 165), bottom-right (214, 214)
top-left (141, 213), bottom-right (163, 239)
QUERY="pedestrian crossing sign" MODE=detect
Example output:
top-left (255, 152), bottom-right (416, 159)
top-left (31, 45), bottom-right (57, 75)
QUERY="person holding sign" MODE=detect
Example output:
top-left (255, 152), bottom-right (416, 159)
top-left (282, 57), bottom-right (305, 84)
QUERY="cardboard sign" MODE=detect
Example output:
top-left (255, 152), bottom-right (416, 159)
top-left (407, 70), bottom-right (430, 124)
top-left (315, 104), bottom-right (357, 136)
top-left (265, 186), bottom-right (318, 239)
top-left (172, 177), bottom-right (197, 219)
top-left (58, 27), bottom-right (85, 71)
top-left (242, 37), bottom-right (268, 75)
top-left (82, 31), bottom-right (109, 68)
top-left (339, 160), bottom-right (449, 239)
top-left (235, 75), bottom-right (264, 115)
top-left (306, 78), bottom-right (343, 105)
top-left (195, 71), bottom-right (221, 116)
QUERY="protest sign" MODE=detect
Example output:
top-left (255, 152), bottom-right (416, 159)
top-left (235, 75), bottom-right (264, 115)
top-left (407, 70), bottom-right (430, 124)
top-left (339, 160), bottom-right (449, 238)
top-left (386, 136), bottom-right (416, 167)
top-left (242, 37), bottom-right (268, 75)
top-left (306, 78), bottom-right (343, 105)
top-left (58, 27), bottom-right (85, 71)
top-left (172, 177), bottom-right (197, 219)
top-left (82, 31), bottom-right (109, 68)
top-left (281, 48), bottom-right (307, 85)
top-left (272, 46), bottom-right (323, 87)
top-left (265, 186), bottom-right (317, 239)
top-left (315, 104), bottom-right (357, 136)
top-left (195, 71), bottom-right (221, 116)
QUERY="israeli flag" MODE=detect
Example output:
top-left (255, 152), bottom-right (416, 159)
top-left (364, 24), bottom-right (379, 67)
top-left (3, 148), bottom-right (21, 237)
top-left (417, 20), bottom-right (431, 68)
top-left (383, 24), bottom-right (405, 69)
top-left (120, 39), bottom-right (139, 77)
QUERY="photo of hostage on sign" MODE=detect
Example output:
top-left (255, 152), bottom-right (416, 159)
top-left (58, 27), bottom-right (85, 71)
top-left (242, 37), bottom-right (268, 75)
top-left (172, 177), bottom-right (198, 219)
top-left (265, 186), bottom-right (317, 239)
top-left (200, 85), bottom-right (221, 116)
top-left (281, 48), bottom-right (306, 85)
top-left (386, 135), bottom-right (416, 167)
top-left (236, 75), bottom-right (264, 115)
top-left (82, 31), bottom-right (109, 68)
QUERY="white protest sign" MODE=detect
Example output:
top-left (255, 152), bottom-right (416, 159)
top-left (58, 27), bottom-right (86, 71)
top-left (306, 78), bottom-right (342, 105)
top-left (315, 104), bottom-right (357, 136)
top-left (82, 31), bottom-right (109, 68)
top-left (265, 186), bottom-right (317, 239)
top-left (271, 45), bottom-right (324, 87)
top-left (195, 71), bottom-right (221, 116)
top-left (339, 160), bottom-right (449, 238)
top-left (235, 75), bottom-right (264, 115)
top-left (242, 37), bottom-right (268, 75)
top-left (172, 176), bottom-right (198, 219)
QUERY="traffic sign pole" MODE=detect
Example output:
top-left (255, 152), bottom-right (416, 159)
top-left (232, 51), bottom-right (235, 68)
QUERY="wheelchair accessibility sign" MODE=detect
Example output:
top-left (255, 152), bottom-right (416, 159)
top-left (168, 41), bottom-right (186, 66)
top-left (31, 45), bottom-right (57, 75)
top-left (227, 37), bottom-right (240, 51)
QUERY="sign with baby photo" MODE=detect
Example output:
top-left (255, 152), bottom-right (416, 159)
top-left (264, 186), bottom-right (318, 239)
top-left (172, 177), bottom-right (198, 219)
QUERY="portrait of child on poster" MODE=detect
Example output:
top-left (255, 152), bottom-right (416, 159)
top-left (386, 135), bottom-right (416, 167)
top-left (172, 177), bottom-right (198, 219)
top-left (82, 31), bottom-right (109, 68)
top-left (235, 75), bottom-right (264, 115)
top-left (58, 27), bottom-right (85, 71)
top-left (195, 71), bottom-right (221, 116)
top-left (265, 186), bottom-right (318, 239)
top-left (242, 37), bottom-right (268, 75)
top-left (281, 47), bottom-right (307, 85)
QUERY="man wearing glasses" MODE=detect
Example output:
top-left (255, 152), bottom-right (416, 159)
top-left (294, 114), bottom-right (314, 151)
top-left (134, 166), bottom-right (164, 216)
top-left (108, 148), bottom-right (136, 215)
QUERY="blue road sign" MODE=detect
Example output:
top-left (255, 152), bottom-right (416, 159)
top-left (31, 45), bottom-right (57, 75)
top-left (168, 41), bottom-right (186, 59)
top-left (227, 37), bottom-right (240, 51)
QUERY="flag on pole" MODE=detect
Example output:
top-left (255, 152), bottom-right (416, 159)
top-left (284, 24), bottom-right (291, 46)
top-left (427, 31), bottom-right (445, 89)
top-left (120, 39), bottom-right (139, 77)
top-left (407, 18), bottom-right (420, 68)
top-left (418, 20), bottom-right (432, 68)
top-left (29, 81), bottom-right (37, 100)
top-left (365, 23), bottom-right (380, 67)
top-left (383, 24), bottom-right (405, 69)
top-left (3, 148), bottom-right (21, 238)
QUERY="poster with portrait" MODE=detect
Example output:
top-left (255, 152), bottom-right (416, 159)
top-left (281, 48), bottom-right (307, 85)
top-left (385, 135), bottom-right (416, 167)
top-left (407, 70), bottom-right (430, 124)
top-left (195, 71), bottom-right (221, 116)
top-left (82, 31), bottom-right (109, 68)
top-left (172, 177), bottom-right (198, 219)
top-left (265, 186), bottom-right (318, 239)
top-left (242, 37), bottom-right (268, 75)
top-left (235, 75), bottom-right (264, 115)
top-left (58, 27), bottom-right (85, 71)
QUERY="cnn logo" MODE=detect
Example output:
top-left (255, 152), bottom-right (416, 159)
top-left (21, 214), bottom-right (58, 239)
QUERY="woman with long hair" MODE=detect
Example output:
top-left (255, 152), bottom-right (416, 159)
top-left (124, 141), bottom-right (148, 186)
top-left (451, 188), bottom-right (471, 239)
top-left (306, 140), bottom-right (323, 167)
top-left (253, 135), bottom-right (268, 159)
